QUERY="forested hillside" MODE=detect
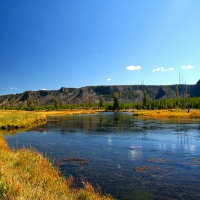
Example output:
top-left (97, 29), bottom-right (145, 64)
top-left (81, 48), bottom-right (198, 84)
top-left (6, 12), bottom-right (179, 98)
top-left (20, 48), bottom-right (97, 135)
top-left (0, 80), bottom-right (200, 110)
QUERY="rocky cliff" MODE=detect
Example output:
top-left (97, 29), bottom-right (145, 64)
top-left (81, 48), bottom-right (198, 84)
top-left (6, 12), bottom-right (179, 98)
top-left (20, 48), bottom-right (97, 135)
top-left (0, 82), bottom-right (198, 106)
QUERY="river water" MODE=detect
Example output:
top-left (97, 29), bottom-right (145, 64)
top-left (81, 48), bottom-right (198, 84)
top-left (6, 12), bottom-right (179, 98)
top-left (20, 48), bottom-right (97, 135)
top-left (3, 112), bottom-right (200, 200)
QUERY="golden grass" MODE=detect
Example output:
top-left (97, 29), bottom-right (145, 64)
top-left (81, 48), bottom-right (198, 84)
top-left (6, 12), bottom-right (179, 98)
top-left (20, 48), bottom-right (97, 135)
top-left (40, 109), bottom-right (105, 116)
top-left (132, 109), bottom-right (200, 119)
top-left (0, 109), bottom-right (104, 131)
top-left (0, 110), bottom-right (46, 130)
top-left (0, 110), bottom-right (113, 199)
top-left (0, 135), bottom-right (114, 200)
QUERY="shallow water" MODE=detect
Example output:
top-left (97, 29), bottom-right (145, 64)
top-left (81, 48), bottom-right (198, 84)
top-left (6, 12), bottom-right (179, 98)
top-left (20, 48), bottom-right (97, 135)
top-left (4, 112), bottom-right (200, 200)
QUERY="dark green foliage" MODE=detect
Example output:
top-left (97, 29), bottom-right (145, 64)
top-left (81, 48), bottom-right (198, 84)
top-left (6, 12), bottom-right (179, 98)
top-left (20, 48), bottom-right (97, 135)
top-left (142, 89), bottom-right (148, 108)
top-left (88, 96), bottom-right (92, 109)
top-left (0, 181), bottom-right (8, 198)
top-left (54, 99), bottom-right (59, 109)
top-left (99, 97), bottom-right (104, 108)
top-left (1, 81), bottom-right (200, 111)
top-left (113, 93), bottom-right (120, 110)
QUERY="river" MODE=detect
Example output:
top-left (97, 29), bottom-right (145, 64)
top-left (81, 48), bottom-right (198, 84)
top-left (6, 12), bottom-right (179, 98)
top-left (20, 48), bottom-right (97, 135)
top-left (4, 112), bottom-right (200, 200)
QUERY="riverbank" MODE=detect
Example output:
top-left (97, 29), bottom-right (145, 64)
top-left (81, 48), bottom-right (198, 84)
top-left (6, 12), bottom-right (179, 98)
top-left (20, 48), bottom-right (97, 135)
top-left (0, 110), bottom-right (46, 130)
top-left (132, 109), bottom-right (200, 119)
top-left (0, 134), bottom-right (113, 199)
top-left (0, 109), bottom-right (113, 199)
top-left (2, 108), bottom-right (200, 199)
top-left (0, 109), bottom-right (104, 131)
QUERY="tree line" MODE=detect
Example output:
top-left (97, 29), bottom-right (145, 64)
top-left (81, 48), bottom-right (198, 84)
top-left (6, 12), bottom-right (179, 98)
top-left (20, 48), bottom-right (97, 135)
top-left (1, 91), bottom-right (200, 111)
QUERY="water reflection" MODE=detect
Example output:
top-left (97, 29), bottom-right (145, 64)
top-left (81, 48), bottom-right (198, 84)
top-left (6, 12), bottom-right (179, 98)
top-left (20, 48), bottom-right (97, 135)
top-left (3, 112), bottom-right (200, 200)
top-left (128, 147), bottom-right (142, 161)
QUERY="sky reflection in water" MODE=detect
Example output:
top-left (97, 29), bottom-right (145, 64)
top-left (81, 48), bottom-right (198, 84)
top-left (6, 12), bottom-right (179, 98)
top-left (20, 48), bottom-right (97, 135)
top-left (4, 112), bottom-right (200, 200)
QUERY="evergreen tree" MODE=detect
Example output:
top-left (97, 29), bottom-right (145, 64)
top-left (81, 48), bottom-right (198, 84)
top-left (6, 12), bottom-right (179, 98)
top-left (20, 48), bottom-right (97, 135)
top-left (88, 96), bottom-right (92, 109)
top-left (54, 99), bottom-right (59, 109)
top-left (27, 99), bottom-right (33, 110)
top-left (142, 89), bottom-right (148, 108)
top-left (113, 92), bottom-right (120, 110)
top-left (176, 84), bottom-right (179, 98)
top-left (77, 98), bottom-right (81, 109)
top-left (59, 100), bottom-right (64, 109)
top-left (99, 96), bottom-right (104, 108)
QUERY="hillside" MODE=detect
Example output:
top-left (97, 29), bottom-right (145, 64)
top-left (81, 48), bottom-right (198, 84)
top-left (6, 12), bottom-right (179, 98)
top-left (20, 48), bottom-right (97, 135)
top-left (0, 81), bottom-right (198, 107)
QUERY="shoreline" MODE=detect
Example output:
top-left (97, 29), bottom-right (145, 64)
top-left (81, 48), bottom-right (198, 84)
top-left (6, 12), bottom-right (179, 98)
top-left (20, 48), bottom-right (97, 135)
top-left (1, 109), bottom-right (200, 132)
top-left (0, 109), bottom-right (105, 131)
top-left (1, 109), bottom-right (200, 198)
top-left (132, 109), bottom-right (200, 119)
top-left (0, 109), bottom-right (114, 199)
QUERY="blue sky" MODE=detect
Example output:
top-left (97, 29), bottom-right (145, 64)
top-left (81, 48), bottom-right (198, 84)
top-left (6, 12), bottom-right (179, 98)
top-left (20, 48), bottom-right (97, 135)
top-left (0, 0), bottom-right (199, 95)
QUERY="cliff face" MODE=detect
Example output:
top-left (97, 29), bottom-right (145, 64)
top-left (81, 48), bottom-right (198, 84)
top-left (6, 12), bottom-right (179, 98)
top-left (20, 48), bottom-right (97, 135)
top-left (190, 80), bottom-right (200, 97)
top-left (0, 83), bottom-right (197, 106)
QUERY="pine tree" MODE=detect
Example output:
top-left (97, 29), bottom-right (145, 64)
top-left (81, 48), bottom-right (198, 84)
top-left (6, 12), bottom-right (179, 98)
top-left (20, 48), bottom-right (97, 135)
top-left (54, 99), bottom-right (59, 109)
top-left (142, 89), bottom-right (148, 109)
top-left (88, 96), bottom-right (92, 109)
top-left (99, 96), bottom-right (104, 108)
top-left (113, 92), bottom-right (120, 110)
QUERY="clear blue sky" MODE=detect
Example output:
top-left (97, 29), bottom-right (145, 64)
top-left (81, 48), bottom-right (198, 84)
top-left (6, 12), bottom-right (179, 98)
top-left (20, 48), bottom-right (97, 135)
top-left (0, 0), bottom-right (199, 95)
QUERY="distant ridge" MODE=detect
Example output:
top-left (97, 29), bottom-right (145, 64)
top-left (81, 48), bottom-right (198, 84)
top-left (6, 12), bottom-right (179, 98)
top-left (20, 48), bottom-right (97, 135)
top-left (0, 81), bottom-right (199, 106)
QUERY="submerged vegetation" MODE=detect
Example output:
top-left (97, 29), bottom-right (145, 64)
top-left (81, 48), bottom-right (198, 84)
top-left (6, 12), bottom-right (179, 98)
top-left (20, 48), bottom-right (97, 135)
top-left (0, 135), bottom-right (113, 200)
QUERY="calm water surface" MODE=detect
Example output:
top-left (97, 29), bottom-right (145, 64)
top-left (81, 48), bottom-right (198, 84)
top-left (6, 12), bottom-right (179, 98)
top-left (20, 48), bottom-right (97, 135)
top-left (4, 112), bottom-right (200, 200)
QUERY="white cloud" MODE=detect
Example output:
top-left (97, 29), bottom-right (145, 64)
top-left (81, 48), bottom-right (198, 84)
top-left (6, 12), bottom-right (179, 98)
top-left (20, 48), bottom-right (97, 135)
top-left (182, 65), bottom-right (194, 70)
top-left (168, 67), bottom-right (174, 71)
top-left (126, 65), bottom-right (141, 71)
top-left (106, 78), bottom-right (111, 81)
top-left (10, 87), bottom-right (17, 90)
top-left (152, 67), bottom-right (174, 72)
top-left (40, 89), bottom-right (46, 90)
top-left (152, 67), bottom-right (166, 72)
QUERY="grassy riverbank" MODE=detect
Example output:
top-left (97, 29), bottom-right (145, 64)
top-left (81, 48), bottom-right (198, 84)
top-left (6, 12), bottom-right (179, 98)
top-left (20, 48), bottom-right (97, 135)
top-left (0, 135), bottom-right (113, 199)
top-left (132, 109), bottom-right (200, 119)
top-left (0, 110), bottom-right (46, 130)
top-left (0, 109), bottom-right (104, 131)
top-left (2, 108), bottom-right (199, 199)
top-left (0, 110), bottom-right (113, 199)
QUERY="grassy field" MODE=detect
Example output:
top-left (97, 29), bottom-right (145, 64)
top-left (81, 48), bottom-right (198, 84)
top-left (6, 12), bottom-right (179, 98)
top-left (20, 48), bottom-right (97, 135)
top-left (132, 109), bottom-right (200, 119)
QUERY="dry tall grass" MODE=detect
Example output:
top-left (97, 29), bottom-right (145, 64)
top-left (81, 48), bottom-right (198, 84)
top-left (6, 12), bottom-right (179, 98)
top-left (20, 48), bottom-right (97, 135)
top-left (0, 109), bottom-right (113, 199)
top-left (0, 109), bottom-right (104, 131)
top-left (0, 135), bottom-right (113, 200)
top-left (132, 109), bottom-right (200, 119)
top-left (0, 110), bottom-right (46, 130)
